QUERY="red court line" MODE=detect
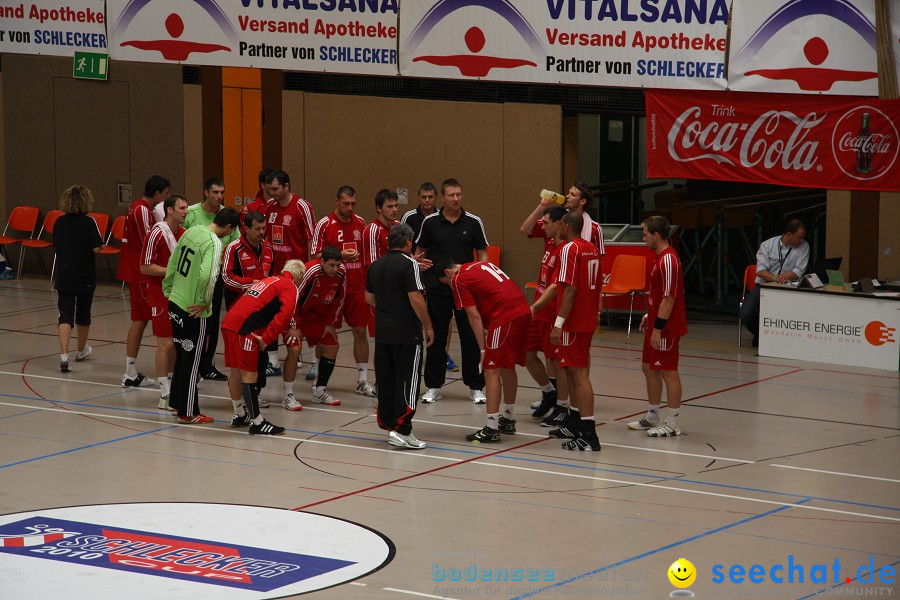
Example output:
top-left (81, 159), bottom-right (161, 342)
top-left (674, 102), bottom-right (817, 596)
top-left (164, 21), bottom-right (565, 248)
top-left (612, 367), bottom-right (805, 423)
top-left (291, 436), bottom-right (552, 511)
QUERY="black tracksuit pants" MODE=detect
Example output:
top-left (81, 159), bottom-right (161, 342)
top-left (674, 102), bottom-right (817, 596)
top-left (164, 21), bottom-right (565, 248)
top-left (169, 302), bottom-right (206, 418)
top-left (374, 342), bottom-right (422, 435)
top-left (423, 283), bottom-right (484, 391)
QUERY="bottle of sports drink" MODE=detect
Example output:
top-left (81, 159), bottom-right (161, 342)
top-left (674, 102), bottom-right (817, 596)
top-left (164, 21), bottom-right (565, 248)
top-left (540, 189), bottom-right (565, 204)
top-left (855, 112), bottom-right (872, 174)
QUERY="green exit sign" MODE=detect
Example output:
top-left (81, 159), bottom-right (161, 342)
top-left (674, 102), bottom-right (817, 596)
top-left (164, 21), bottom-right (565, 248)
top-left (73, 52), bottom-right (108, 80)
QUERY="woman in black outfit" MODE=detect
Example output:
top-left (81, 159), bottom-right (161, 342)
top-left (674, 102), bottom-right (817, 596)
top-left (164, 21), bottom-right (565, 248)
top-left (55, 185), bottom-right (103, 372)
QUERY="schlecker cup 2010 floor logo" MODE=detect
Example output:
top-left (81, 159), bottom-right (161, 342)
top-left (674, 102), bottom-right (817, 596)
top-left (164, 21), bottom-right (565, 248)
top-left (0, 503), bottom-right (394, 599)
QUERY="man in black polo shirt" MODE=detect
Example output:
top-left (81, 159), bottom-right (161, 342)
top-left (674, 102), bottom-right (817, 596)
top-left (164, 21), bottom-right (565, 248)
top-left (365, 224), bottom-right (434, 449)
top-left (415, 178), bottom-right (489, 404)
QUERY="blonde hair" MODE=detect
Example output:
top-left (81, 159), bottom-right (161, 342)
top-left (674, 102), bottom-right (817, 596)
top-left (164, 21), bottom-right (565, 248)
top-left (282, 259), bottom-right (306, 282)
top-left (60, 185), bottom-right (94, 215)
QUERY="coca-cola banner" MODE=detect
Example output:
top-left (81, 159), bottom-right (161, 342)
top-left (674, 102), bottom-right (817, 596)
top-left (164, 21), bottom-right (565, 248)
top-left (728, 0), bottom-right (878, 96)
top-left (646, 89), bottom-right (900, 192)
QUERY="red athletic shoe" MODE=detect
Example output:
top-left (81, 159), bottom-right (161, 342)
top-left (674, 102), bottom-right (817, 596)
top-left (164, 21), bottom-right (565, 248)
top-left (177, 414), bottom-right (214, 424)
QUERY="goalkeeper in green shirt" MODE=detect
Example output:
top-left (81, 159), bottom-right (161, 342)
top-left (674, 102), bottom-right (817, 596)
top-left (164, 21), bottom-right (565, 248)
top-left (163, 207), bottom-right (240, 423)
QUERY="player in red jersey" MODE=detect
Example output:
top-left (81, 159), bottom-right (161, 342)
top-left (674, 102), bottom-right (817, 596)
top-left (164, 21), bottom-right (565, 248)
top-left (521, 181), bottom-right (605, 254)
top-left (140, 195), bottom-right (187, 411)
top-left (240, 167), bottom-right (274, 223)
top-left (437, 259), bottom-right (532, 444)
top-left (291, 246), bottom-right (347, 406)
top-left (312, 186), bottom-right (375, 398)
top-left (263, 170), bottom-right (315, 376)
top-left (363, 189), bottom-right (400, 271)
top-left (519, 203), bottom-right (568, 417)
top-left (221, 260), bottom-right (306, 436)
top-left (523, 206), bottom-right (575, 427)
top-left (264, 169), bottom-right (316, 277)
top-left (549, 212), bottom-right (602, 451)
top-left (629, 216), bottom-right (687, 438)
top-left (119, 175), bottom-right (170, 388)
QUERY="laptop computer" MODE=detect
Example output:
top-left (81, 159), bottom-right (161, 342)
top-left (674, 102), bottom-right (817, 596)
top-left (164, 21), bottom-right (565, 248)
top-left (813, 257), bottom-right (842, 283)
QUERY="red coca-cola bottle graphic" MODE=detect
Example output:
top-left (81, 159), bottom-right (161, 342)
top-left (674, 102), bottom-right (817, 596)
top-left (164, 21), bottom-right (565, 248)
top-left (855, 112), bottom-right (872, 174)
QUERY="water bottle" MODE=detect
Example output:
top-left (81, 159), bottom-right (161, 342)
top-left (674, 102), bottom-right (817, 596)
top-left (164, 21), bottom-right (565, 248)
top-left (540, 189), bottom-right (566, 204)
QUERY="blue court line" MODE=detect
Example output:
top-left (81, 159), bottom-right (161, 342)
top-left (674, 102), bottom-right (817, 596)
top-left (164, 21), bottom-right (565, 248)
top-left (510, 499), bottom-right (811, 600)
top-left (0, 425), bottom-right (177, 470)
top-left (795, 560), bottom-right (900, 600)
top-left (0, 409), bottom-right (41, 420)
top-left (2, 395), bottom-right (897, 514)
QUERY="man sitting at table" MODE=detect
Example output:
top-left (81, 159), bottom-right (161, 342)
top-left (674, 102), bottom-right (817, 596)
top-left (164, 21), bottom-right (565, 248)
top-left (739, 219), bottom-right (809, 347)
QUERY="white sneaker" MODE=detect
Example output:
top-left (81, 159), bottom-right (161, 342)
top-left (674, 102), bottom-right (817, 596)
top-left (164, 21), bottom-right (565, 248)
top-left (311, 386), bottom-right (341, 406)
top-left (122, 373), bottom-right (155, 388)
top-left (421, 388), bottom-right (442, 403)
top-left (355, 380), bottom-right (376, 397)
top-left (470, 389), bottom-right (487, 404)
top-left (647, 421), bottom-right (682, 437)
top-left (282, 393), bottom-right (303, 411)
top-left (258, 395), bottom-right (270, 408)
top-left (75, 346), bottom-right (92, 362)
top-left (157, 394), bottom-right (173, 411)
top-left (388, 430), bottom-right (426, 449)
top-left (530, 398), bottom-right (542, 409)
top-left (305, 363), bottom-right (318, 381)
top-left (627, 417), bottom-right (659, 430)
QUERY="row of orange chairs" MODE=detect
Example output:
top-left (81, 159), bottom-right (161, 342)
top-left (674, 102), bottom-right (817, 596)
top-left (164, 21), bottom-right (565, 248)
top-left (0, 205), bottom-right (125, 280)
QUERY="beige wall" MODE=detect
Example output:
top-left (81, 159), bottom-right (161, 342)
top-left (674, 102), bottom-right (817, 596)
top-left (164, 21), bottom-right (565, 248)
top-left (294, 94), bottom-right (561, 286)
top-left (183, 85), bottom-right (204, 199)
top-left (2, 55), bottom-right (185, 275)
top-left (878, 192), bottom-right (899, 280)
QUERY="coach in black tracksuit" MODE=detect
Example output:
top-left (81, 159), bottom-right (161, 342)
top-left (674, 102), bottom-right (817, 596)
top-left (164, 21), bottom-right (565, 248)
top-left (365, 224), bottom-right (434, 447)
top-left (415, 179), bottom-right (488, 401)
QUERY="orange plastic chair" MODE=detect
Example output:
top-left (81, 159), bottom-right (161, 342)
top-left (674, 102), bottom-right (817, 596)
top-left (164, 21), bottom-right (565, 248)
top-left (98, 215), bottom-right (126, 281)
top-left (19, 209), bottom-right (64, 280)
top-left (738, 264), bottom-right (757, 346)
top-left (601, 254), bottom-right (648, 337)
top-left (89, 212), bottom-right (110, 240)
top-left (473, 245), bottom-right (501, 267)
top-left (0, 205), bottom-right (40, 279)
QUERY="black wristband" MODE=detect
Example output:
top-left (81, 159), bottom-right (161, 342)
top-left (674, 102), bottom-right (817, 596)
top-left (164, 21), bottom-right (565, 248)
top-left (654, 316), bottom-right (668, 330)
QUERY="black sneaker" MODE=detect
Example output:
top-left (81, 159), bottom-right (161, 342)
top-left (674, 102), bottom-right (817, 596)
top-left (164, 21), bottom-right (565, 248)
top-left (562, 434), bottom-right (601, 451)
top-left (465, 426), bottom-right (501, 444)
top-left (540, 405), bottom-right (569, 427)
top-left (231, 413), bottom-right (252, 428)
top-left (203, 369), bottom-right (228, 382)
top-left (249, 419), bottom-right (285, 436)
top-left (531, 390), bottom-right (558, 419)
top-left (497, 416), bottom-right (517, 434)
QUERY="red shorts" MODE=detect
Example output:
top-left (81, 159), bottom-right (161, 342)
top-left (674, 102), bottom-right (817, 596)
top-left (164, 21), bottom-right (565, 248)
top-left (526, 318), bottom-right (556, 355)
top-left (302, 318), bottom-right (339, 347)
top-left (277, 328), bottom-right (301, 348)
top-left (642, 334), bottom-right (680, 370)
top-left (150, 303), bottom-right (172, 338)
top-left (129, 282), bottom-right (152, 322)
top-left (484, 314), bottom-right (531, 370)
top-left (343, 291), bottom-right (369, 328)
top-left (557, 330), bottom-right (593, 369)
top-left (223, 329), bottom-right (259, 371)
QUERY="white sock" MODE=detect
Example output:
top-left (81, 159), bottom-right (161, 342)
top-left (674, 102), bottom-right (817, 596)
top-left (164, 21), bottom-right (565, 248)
top-left (502, 404), bottom-right (515, 419)
top-left (648, 405), bottom-right (660, 421)
top-left (252, 414), bottom-right (264, 425)
top-left (540, 383), bottom-right (555, 393)
top-left (558, 398), bottom-right (570, 408)
top-left (231, 398), bottom-right (243, 412)
top-left (486, 412), bottom-right (500, 430)
top-left (125, 357), bottom-right (137, 378)
top-left (160, 378), bottom-right (170, 396)
top-left (60, 353), bottom-right (68, 362)
top-left (313, 385), bottom-right (325, 396)
top-left (284, 380), bottom-right (294, 395)
top-left (666, 408), bottom-right (679, 426)
top-left (268, 351), bottom-right (278, 365)
top-left (356, 363), bottom-right (368, 381)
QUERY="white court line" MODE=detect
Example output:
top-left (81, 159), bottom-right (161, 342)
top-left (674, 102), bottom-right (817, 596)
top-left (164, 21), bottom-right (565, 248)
top-left (0, 370), bottom-right (360, 415)
top-left (770, 464), bottom-right (900, 483)
top-left (415, 419), bottom-right (754, 464)
top-left (2, 400), bottom-right (898, 523)
top-left (383, 588), bottom-right (460, 600)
